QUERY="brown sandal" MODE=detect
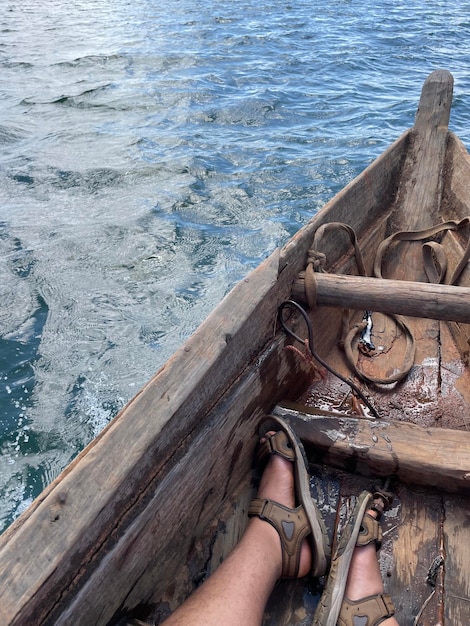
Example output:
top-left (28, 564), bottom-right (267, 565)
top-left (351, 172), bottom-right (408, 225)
top-left (248, 416), bottom-right (331, 579)
top-left (357, 512), bottom-right (383, 550)
top-left (313, 490), bottom-right (396, 626)
top-left (337, 491), bottom-right (396, 625)
top-left (338, 593), bottom-right (395, 625)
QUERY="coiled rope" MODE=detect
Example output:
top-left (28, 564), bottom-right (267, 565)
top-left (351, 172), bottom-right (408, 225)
top-left (295, 217), bottom-right (470, 386)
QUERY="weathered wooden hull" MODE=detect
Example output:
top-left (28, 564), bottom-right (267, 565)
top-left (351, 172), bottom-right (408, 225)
top-left (1, 70), bottom-right (469, 625)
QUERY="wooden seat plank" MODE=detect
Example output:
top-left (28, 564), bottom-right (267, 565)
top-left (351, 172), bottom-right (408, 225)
top-left (273, 405), bottom-right (470, 493)
top-left (442, 496), bottom-right (470, 624)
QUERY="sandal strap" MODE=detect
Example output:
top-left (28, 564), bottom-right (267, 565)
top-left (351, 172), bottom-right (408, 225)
top-left (370, 489), bottom-right (394, 521)
top-left (257, 430), bottom-right (295, 466)
top-left (357, 513), bottom-right (383, 550)
top-left (338, 593), bottom-right (395, 626)
top-left (255, 415), bottom-right (331, 578)
top-left (248, 497), bottom-right (310, 579)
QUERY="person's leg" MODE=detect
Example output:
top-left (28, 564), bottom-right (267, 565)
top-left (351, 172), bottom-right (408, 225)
top-left (342, 506), bottom-right (399, 626)
top-left (161, 451), bottom-right (311, 626)
top-left (313, 488), bottom-right (399, 626)
top-left (162, 428), bottom-right (399, 626)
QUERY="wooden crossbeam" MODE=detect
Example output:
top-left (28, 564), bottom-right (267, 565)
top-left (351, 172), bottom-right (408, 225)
top-left (274, 404), bottom-right (470, 493)
top-left (292, 272), bottom-right (470, 323)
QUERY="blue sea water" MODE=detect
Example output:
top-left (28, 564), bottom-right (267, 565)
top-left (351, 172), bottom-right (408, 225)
top-left (1, 0), bottom-right (470, 532)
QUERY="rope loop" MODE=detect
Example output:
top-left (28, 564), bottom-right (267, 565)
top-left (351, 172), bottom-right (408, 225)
top-left (304, 262), bottom-right (318, 311)
top-left (306, 249), bottom-right (327, 272)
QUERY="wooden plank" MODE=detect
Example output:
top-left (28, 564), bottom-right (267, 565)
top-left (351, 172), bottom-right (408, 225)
top-left (292, 272), bottom-right (470, 323)
top-left (273, 405), bottom-right (470, 493)
top-left (443, 496), bottom-right (470, 623)
top-left (415, 69), bottom-right (453, 131)
top-left (392, 69), bottom-right (453, 262)
top-left (442, 132), bottom-right (470, 222)
top-left (54, 339), bottom-right (314, 625)
top-left (385, 489), bottom-right (443, 625)
top-left (374, 72), bottom-right (452, 409)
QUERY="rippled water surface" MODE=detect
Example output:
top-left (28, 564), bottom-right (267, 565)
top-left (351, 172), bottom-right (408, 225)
top-left (1, 0), bottom-right (470, 531)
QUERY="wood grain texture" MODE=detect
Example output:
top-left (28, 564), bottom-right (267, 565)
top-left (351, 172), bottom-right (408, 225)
top-left (387, 489), bottom-right (443, 625)
top-left (274, 405), bottom-right (470, 493)
top-left (292, 272), bottom-right (470, 323)
top-left (394, 70), bottom-right (453, 249)
top-left (443, 496), bottom-right (470, 624)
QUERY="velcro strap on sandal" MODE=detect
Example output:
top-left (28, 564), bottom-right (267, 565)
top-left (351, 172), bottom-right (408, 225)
top-left (370, 489), bottom-right (394, 520)
top-left (338, 593), bottom-right (395, 626)
top-left (257, 430), bottom-right (295, 466)
top-left (357, 513), bottom-right (382, 550)
top-left (248, 498), bottom-right (309, 579)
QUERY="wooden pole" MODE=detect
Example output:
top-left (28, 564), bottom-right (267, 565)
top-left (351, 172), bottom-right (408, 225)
top-left (292, 272), bottom-right (470, 323)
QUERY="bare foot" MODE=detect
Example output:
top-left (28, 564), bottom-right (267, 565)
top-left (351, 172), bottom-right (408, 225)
top-left (344, 509), bottom-right (383, 601)
top-left (252, 433), bottom-right (313, 578)
top-left (344, 508), bottom-right (399, 626)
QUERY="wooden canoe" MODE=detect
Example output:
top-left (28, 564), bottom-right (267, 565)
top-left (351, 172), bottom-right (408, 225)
top-left (1, 69), bottom-right (469, 625)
